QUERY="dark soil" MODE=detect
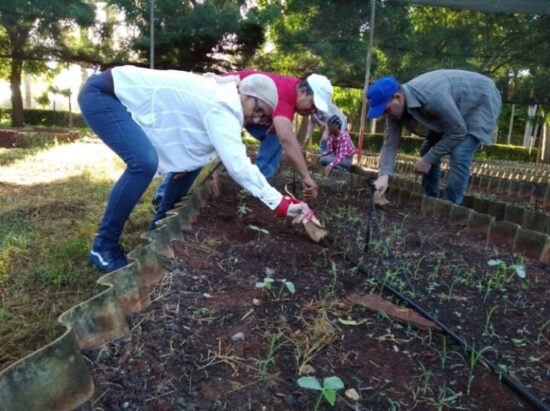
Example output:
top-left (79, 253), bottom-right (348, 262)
top-left (80, 163), bottom-right (549, 411)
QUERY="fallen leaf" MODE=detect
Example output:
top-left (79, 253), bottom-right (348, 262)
top-left (344, 293), bottom-right (441, 331)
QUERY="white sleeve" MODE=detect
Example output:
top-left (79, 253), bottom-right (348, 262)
top-left (203, 107), bottom-right (283, 210)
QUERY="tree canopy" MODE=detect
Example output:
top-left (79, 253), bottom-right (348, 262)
top-left (252, 1), bottom-right (550, 105)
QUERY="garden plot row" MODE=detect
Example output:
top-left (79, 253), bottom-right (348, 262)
top-left (79, 164), bottom-right (548, 410)
top-left (1, 160), bottom-right (547, 410)
top-left (346, 167), bottom-right (550, 263)
top-left (387, 173), bottom-right (550, 237)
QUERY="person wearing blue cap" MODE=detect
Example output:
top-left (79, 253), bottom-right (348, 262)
top-left (366, 69), bottom-right (502, 205)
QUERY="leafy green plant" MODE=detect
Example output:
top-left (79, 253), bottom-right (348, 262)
top-left (297, 376), bottom-right (344, 409)
top-left (256, 278), bottom-right (295, 299)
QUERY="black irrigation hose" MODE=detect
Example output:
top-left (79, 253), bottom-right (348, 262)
top-left (360, 184), bottom-right (550, 411)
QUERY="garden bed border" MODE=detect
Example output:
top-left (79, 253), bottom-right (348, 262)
top-left (0, 163), bottom-right (218, 411)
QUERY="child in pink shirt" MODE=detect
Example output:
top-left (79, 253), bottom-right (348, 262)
top-left (319, 115), bottom-right (357, 172)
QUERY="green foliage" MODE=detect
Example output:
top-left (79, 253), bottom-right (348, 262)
top-left (0, 0), bottom-right (97, 125)
top-left (108, 0), bottom-right (269, 71)
top-left (252, 1), bottom-right (549, 105)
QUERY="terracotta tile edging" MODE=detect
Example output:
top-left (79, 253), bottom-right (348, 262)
top-left (0, 163), bottom-right (217, 411)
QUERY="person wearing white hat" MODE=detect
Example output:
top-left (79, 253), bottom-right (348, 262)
top-left (152, 70), bottom-right (334, 207)
top-left (78, 66), bottom-right (318, 273)
top-left (217, 70), bottom-right (334, 201)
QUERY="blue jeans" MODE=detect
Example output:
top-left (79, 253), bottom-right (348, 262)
top-left (245, 124), bottom-right (282, 179)
top-left (149, 168), bottom-right (201, 229)
top-left (420, 135), bottom-right (481, 204)
top-left (78, 72), bottom-right (159, 249)
top-left (319, 154), bottom-right (353, 171)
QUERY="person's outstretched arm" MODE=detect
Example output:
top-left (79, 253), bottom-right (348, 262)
top-left (273, 116), bottom-right (318, 201)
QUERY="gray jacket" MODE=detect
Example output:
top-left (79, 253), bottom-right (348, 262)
top-left (379, 69), bottom-right (502, 176)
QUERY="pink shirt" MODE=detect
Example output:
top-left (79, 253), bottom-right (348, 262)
top-left (230, 69), bottom-right (300, 122)
top-left (322, 130), bottom-right (357, 168)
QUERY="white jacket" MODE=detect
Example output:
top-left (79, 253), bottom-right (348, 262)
top-left (112, 66), bottom-right (282, 210)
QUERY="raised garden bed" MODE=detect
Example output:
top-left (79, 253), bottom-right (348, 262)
top-left (0, 128), bottom-right (80, 148)
top-left (78, 164), bottom-right (548, 410)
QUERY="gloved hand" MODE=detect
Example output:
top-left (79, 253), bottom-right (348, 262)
top-left (277, 195), bottom-right (328, 242)
top-left (276, 196), bottom-right (314, 224)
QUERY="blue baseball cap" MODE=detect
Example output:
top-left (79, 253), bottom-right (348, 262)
top-left (366, 76), bottom-right (400, 119)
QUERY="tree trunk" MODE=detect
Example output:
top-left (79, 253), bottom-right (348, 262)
top-left (10, 58), bottom-right (24, 127)
top-left (24, 74), bottom-right (32, 109)
top-left (542, 121), bottom-right (549, 163)
top-left (523, 104), bottom-right (537, 147)
top-left (507, 104), bottom-right (515, 144)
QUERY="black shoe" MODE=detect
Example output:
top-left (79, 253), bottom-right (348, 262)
top-left (88, 246), bottom-right (128, 273)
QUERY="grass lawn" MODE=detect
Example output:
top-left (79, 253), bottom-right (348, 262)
top-left (0, 136), bottom-right (160, 369)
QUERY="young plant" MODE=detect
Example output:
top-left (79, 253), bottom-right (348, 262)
top-left (297, 376), bottom-right (344, 410)
top-left (256, 278), bottom-right (295, 299)
top-left (536, 319), bottom-right (549, 345)
top-left (236, 203), bottom-right (251, 218)
top-left (323, 261), bottom-right (339, 299)
top-left (483, 304), bottom-right (499, 337)
top-left (248, 224), bottom-right (270, 241)
top-left (466, 343), bottom-right (495, 394)
top-left (256, 333), bottom-right (286, 380)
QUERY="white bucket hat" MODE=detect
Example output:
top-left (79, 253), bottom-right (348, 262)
top-left (239, 74), bottom-right (279, 110)
top-left (307, 74), bottom-right (333, 114)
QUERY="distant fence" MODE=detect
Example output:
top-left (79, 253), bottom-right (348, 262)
top-left (309, 131), bottom-right (539, 162)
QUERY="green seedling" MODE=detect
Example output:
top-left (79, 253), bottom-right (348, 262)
top-left (483, 304), bottom-right (499, 337)
top-left (466, 343), bottom-right (495, 394)
top-left (487, 258), bottom-right (526, 279)
top-left (248, 224), bottom-right (270, 240)
top-left (439, 335), bottom-right (448, 368)
top-left (255, 333), bottom-right (286, 379)
top-left (256, 278), bottom-right (295, 299)
top-left (536, 320), bottom-right (549, 345)
top-left (297, 376), bottom-right (344, 409)
top-left (323, 261), bottom-right (339, 299)
top-left (236, 203), bottom-right (251, 217)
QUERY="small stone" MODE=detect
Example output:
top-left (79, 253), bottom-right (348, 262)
top-left (203, 293), bottom-right (213, 299)
top-left (284, 393), bottom-right (297, 406)
top-left (345, 388), bottom-right (360, 401)
top-left (252, 298), bottom-right (260, 306)
top-left (231, 332), bottom-right (245, 342)
top-left (393, 345), bottom-right (399, 352)
top-left (265, 267), bottom-right (275, 276)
